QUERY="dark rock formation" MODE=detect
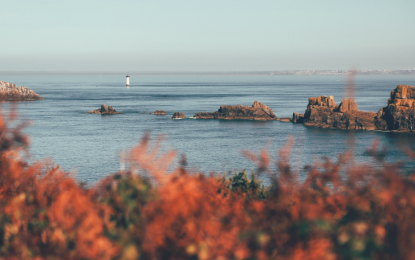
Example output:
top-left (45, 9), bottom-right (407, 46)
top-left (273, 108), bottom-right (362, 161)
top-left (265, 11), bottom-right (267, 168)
top-left (296, 96), bottom-right (380, 131)
top-left (87, 104), bottom-right (122, 115)
top-left (252, 101), bottom-right (277, 118)
top-left (292, 112), bottom-right (304, 123)
top-left (172, 112), bottom-right (186, 119)
top-left (293, 85), bottom-right (415, 133)
top-left (194, 101), bottom-right (277, 121)
top-left (376, 85), bottom-right (415, 132)
top-left (0, 81), bottom-right (43, 101)
top-left (154, 110), bottom-right (167, 115)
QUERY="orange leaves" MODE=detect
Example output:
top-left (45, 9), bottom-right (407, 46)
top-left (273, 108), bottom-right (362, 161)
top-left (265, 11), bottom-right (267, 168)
top-left (4, 110), bottom-right (415, 259)
top-left (0, 110), bottom-right (115, 259)
top-left (47, 178), bottom-right (114, 259)
top-left (242, 148), bottom-right (270, 175)
top-left (143, 172), bottom-right (248, 259)
top-left (128, 132), bottom-right (176, 185)
top-left (292, 239), bottom-right (336, 260)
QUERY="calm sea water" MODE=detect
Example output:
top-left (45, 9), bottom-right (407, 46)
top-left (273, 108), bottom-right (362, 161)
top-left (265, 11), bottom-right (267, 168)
top-left (1, 74), bottom-right (415, 184)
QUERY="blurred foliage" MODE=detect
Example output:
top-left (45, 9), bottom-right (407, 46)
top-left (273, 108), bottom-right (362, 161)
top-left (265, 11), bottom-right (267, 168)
top-left (1, 110), bottom-right (415, 260)
top-left (218, 170), bottom-right (270, 200)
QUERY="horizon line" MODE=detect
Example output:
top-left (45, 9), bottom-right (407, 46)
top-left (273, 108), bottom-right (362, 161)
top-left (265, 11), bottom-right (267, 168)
top-left (1, 69), bottom-right (415, 76)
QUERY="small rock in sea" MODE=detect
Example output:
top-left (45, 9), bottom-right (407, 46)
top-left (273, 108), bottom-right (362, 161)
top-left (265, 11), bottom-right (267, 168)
top-left (172, 112), bottom-right (186, 119)
top-left (154, 110), bottom-right (167, 115)
top-left (87, 104), bottom-right (122, 115)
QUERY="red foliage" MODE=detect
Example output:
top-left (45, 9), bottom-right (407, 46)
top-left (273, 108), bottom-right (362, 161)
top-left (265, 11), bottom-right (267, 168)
top-left (1, 110), bottom-right (415, 259)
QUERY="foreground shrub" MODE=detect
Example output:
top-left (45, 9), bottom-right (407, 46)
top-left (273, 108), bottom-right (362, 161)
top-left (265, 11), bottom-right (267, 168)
top-left (0, 111), bottom-right (415, 259)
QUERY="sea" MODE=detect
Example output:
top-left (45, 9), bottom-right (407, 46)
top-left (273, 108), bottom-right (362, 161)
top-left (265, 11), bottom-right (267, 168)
top-left (1, 74), bottom-right (415, 185)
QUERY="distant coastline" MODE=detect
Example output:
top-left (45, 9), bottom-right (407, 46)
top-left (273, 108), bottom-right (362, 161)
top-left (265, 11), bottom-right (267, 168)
top-left (0, 70), bottom-right (414, 76)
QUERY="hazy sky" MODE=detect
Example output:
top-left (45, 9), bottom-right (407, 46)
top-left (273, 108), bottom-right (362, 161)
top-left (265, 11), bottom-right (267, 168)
top-left (1, 0), bottom-right (414, 72)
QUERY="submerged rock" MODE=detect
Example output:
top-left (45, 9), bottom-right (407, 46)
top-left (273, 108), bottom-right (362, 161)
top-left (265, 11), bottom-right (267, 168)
top-left (87, 104), bottom-right (122, 115)
top-left (0, 81), bottom-right (43, 101)
top-left (172, 112), bottom-right (186, 119)
top-left (194, 101), bottom-right (277, 121)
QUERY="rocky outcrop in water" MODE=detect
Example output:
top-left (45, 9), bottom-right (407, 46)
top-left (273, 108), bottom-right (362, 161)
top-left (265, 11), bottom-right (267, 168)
top-left (194, 101), bottom-right (277, 120)
top-left (252, 101), bottom-right (277, 118)
top-left (376, 85), bottom-right (415, 132)
top-left (334, 98), bottom-right (358, 113)
top-left (0, 81), bottom-right (43, 101)
top-left (154, 110), bottom-right (167, 115)
top-left (293, 85), bottom-right (415, 133)
top-left (87, 104), bottom-right (122, 115)
top-left (292, 112), bottom-right (304, 123)
top-left (172, 112), bottom-right (186, 119)
top-left (297, 95), bottom-right (380, 131)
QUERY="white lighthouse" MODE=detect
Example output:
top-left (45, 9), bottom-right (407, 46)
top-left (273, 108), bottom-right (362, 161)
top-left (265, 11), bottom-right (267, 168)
top-left (126, 74), bottom-right (130, 87)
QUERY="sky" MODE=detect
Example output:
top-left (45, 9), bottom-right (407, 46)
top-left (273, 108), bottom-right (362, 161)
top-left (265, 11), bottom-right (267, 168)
top-left (1, 0), bottom-right (414, 72)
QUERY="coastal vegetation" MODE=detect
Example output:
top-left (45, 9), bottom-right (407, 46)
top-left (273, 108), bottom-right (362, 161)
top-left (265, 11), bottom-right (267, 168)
top-left (1, 109), bottom-right (415, 259)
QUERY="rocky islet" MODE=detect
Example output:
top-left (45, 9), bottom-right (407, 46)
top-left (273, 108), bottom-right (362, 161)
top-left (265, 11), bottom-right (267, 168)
top-left (172, 112), bottom-right (186, 119)
top-left (2, 79), bottom-right (414, 134)
top-left (297, 95), bottom-right (379, 131)
top-left (154, 110), bottom-right (167, 115)
top-left (191, 84), bottom-right (415, 134)
top-left (82, 84), bottom-right (415, 134)
top-left (291, 84), bottom-right (415, 133)
top-left (193, 101), bottom-right (278, 121)
top-left (0, 81), bottom-right (43, 101)
top-left (87, 104), bottom-right (122, 115)
top-left (376, 85), bottom-right (415, 132)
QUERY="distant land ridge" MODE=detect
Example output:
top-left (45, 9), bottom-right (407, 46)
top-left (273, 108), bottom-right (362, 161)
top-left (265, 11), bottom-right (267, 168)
top-left (122, 69), bottom-right (415, 76)
top-left (1, 70), bottom-right (414, 76)
top-left (103, 69), bottom-right (415, 76)
top-left (268, 69), bottom-right (415, 76)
